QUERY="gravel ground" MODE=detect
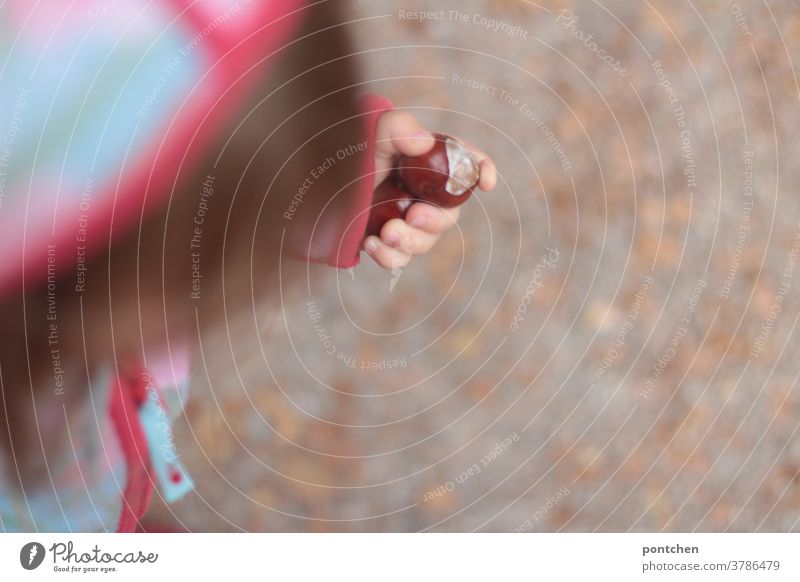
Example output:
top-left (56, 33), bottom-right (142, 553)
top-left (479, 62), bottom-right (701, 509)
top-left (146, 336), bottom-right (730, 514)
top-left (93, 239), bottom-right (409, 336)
top-left (147, 0), bottom-right (800, 531)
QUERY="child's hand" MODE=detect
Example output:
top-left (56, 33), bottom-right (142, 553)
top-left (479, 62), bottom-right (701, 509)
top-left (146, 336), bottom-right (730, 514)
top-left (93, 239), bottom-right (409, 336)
top-left (363, 111), bottom-right (497, 270)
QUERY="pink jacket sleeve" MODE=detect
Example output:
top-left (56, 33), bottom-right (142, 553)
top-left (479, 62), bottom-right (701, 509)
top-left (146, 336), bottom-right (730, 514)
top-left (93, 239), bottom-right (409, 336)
top-left (290, 93), bottom-right (395, 269)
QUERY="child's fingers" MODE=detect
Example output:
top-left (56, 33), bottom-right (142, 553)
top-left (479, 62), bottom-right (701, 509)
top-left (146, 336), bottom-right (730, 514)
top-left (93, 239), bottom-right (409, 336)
top-left (404, 203), bottom-right (461, 234)
top-left (363, 235), bottom-right (412, 270)
top-left (380, 218), bottom-right (441, 256)
top-left (477, 159), bottom-right (497, 192)
top-left (375, 111), bottom-right (435, 161)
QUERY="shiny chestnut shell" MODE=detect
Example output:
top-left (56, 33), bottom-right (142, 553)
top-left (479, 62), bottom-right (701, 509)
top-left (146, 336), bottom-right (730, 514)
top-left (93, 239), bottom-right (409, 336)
top-left (365, 176), bottom-right (414, 237)
top-left (397, 133), bottom-right (480, 208)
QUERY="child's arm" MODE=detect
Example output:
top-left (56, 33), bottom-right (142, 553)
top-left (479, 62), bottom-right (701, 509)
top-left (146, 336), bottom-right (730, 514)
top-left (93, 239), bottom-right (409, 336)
top-left (364, 111), bottom-right (498, 270)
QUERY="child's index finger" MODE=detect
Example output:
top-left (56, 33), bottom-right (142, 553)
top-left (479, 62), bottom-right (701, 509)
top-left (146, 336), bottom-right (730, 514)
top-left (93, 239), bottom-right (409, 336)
top-left (374, 111), bottom-right (435, 161)
top-left (478, 159), bottom-right (497, 192)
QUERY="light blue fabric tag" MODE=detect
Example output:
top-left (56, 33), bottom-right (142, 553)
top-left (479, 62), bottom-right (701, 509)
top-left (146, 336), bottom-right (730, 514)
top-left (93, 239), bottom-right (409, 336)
top-left (138, 388), bottom-right (194, 504)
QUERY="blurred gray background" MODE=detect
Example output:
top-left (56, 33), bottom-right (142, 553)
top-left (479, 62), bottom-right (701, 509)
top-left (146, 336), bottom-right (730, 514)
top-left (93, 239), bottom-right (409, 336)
top-left (149, 0), bottom-right (800, 531)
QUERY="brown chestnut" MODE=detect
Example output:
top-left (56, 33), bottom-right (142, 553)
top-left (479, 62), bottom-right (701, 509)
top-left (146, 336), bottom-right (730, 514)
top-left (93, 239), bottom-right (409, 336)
top-left (365, 176), bottom-right (414, 237)
top-left (397, 133), bottom-right (480, 208)
top-left (365, 133), bottom-right (481, 239)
